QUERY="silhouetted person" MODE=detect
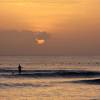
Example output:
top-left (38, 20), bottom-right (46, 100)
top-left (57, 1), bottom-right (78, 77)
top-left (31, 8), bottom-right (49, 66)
top-left (18, 64), bottom-right (22, 74)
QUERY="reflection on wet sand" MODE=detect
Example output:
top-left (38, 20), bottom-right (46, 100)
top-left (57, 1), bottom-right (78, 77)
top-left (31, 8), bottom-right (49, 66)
top-left (0, 83), bottom-right (51, 88)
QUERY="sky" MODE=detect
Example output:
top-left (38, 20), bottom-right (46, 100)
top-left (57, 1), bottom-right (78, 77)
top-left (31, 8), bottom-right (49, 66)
top-left (0, 0), bottom-right (100, 56)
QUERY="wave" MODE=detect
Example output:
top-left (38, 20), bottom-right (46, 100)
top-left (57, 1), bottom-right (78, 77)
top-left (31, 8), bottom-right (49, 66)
top-left (0, 70), bottom-right (100, 78)
top-left (72, 79), bottom-right (100, 85)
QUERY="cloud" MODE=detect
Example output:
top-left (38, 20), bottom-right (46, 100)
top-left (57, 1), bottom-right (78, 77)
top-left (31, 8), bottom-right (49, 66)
top-left (0, 30), bottom-right (34, 55)
top-left (0, 30), bottom-right (65, 56)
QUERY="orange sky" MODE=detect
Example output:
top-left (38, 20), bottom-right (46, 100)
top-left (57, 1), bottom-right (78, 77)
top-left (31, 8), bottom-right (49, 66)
top-left (0, 0), bottom-right (100, 55)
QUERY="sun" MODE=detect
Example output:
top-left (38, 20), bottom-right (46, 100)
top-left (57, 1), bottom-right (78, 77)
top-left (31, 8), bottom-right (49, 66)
top-left (33, 31), bottom-right (49, 46)
top-left (35, 38), bottom-right (46, 45)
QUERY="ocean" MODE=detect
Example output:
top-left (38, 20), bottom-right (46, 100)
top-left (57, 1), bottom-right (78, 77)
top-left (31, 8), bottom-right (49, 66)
top-left (0, 56), bottom-right (100, 100)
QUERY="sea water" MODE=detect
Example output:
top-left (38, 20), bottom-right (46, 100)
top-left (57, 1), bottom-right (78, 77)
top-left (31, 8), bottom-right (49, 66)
top-left (0, 56), bottom-right (100, 100)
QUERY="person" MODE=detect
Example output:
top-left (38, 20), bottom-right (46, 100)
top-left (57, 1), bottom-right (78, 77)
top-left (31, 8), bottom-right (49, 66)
top-left (18, 64), bottom-right (22, 74)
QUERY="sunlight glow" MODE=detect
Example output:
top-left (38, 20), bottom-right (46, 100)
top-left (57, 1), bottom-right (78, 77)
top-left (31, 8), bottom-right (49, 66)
top-left (35, 38), bottom-right (46, 45)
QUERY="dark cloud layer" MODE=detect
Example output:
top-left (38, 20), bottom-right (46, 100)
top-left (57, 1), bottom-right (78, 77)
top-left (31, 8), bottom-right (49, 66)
top-left (0, 30), bottom-right (51, 56)
top-left (0, 30), bottom-right (100, 56)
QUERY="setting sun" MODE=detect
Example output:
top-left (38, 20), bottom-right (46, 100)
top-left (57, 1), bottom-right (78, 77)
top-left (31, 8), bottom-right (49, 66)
top-left (35, 38), bottom-right (46, 45)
